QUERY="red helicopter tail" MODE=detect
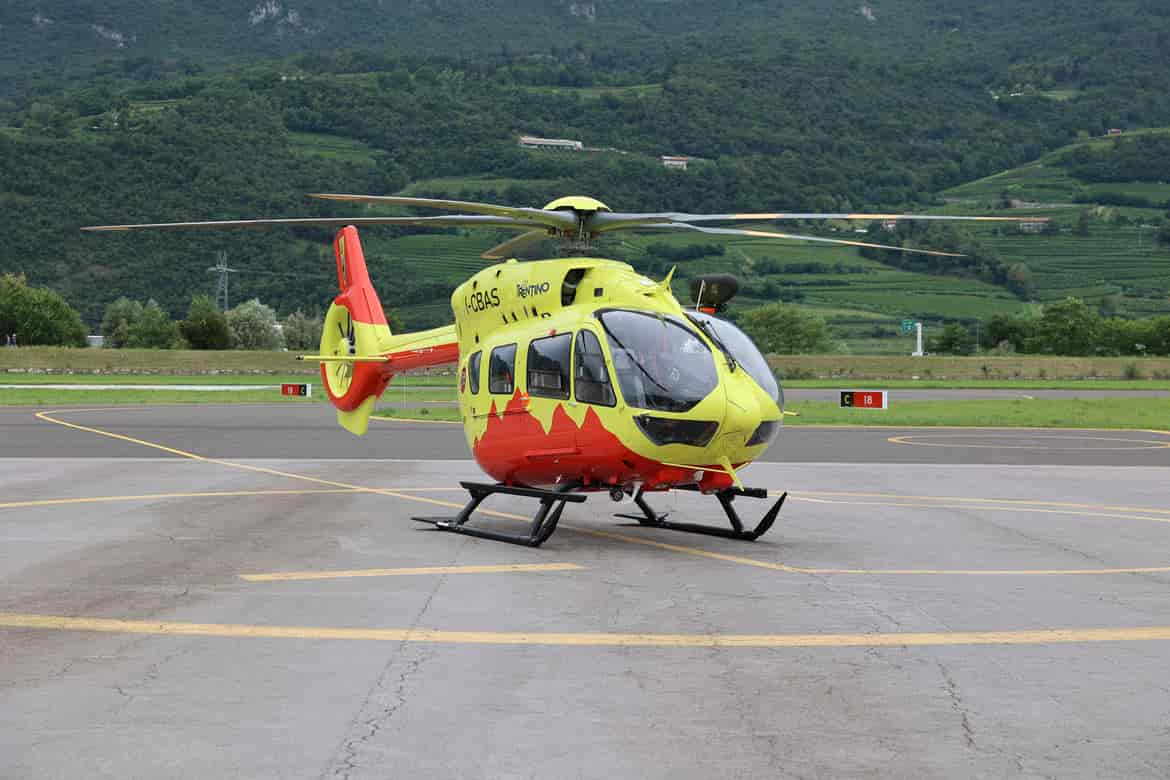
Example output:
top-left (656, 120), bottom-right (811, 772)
top-left (311, 226), bottom-right (457, 436)
top-left (315, 226), bottom-right (394, 434)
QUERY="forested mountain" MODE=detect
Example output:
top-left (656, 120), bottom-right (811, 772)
top-left (2, 1), bottom-right (1170, 330)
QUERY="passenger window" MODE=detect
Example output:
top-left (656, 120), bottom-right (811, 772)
top-left (488, 344), bottom-right (517, 394)
top-left (468, 351), bottom-right (482, 394)
top-left (527, 333), bottom-right (572, 400)
top-left (574, 330), bottom-right (616, 407)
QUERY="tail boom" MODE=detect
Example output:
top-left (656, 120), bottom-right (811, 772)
top-left (316, 226), bottom-right (458, 435)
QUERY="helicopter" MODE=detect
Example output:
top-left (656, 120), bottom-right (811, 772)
top-left (84, 194), bottom-right (1041, 546)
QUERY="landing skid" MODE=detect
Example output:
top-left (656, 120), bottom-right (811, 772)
top-left (414, 481), bottom-right (585, 547)
top-left (616, 485), bottom-right (786, 541)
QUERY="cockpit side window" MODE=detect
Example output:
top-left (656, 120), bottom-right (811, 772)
top-left (467, 350), bottom-right (482, 394)
top-left (488, 343), bottom-right (517, 395)
top-left (574, 330), bottom-right (615, 407)
top-left (527, 333), bottom-right (572, 400)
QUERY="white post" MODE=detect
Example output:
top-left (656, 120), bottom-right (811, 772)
top-left (912, 322), bottom-right (924, 357)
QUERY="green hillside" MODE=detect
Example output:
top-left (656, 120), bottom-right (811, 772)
top-left (3, 0), bottom-right (1170, 351)
top-left (945, 128), bottom-right (1170, 205)
top-left (937, 129), bottom-right (1170, 318)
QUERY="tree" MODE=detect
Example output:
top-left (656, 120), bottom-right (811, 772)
top-left (1005, 263), bottom-right (1035, 299)
top-left (1158, 222), bottom-right (1170, 247)
top-left (180, 295), bottom-right (231, 350)
top-left (226, 299), bottom-right (283, 350)
top-left (101, 297), bottom-right (144, 348)
top-left (1035, 298), bottom-right (1100, 355)
top-left (0, 273), bottom-right (87, 347)
top-left (739, 303), bottom-right (831, 354)
top-left (928, 323), bottom-right (976, 355)
top-left (126, 300), bottom-right (180, 348)
top-left (281, 309), bottom-right (323, 351)
top-left (101, 297), bottom-right (179, 348)
top-left (981, 313), bottom-right (1036, 352)
top-left (1075, 210), bottom-right (1092, 237)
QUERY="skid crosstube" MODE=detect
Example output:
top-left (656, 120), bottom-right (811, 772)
top-left (413, 481), bottom-right (585, 547)
top-left (615, 485), bottom-right (785, 541)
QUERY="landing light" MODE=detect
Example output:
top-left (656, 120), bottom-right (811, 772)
top-left (634, 415), bottom-right (719, 447)
top-left (746, 420), bottom-right (781, 447)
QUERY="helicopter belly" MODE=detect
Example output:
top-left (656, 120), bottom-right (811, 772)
top-left (469, 391), bottom-right (738, 491)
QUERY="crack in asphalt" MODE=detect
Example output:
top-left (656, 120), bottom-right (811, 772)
top-left (937, 661), bottom-right (976, 750)
top-left (322, 543), bottom-right (460, 780)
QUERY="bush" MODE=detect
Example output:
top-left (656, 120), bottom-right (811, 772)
top-left (101, 297), bottom-right (179, 348)
top-left (101, 297), bottom-right (143, 348)
top-left (1034, 298), bottom-right (1099, 355)
top-left (928, 322), bottom-right (976, 355)
top-left (281, 309), bottom-right (323, 351)
top-left (226, 298), bottom-right (283, 350)
top-left (128, 300), bottom-right (180, 348)
top-left (0, 273), bottom-right (87, 347)
top-left (739, 303), bottom-right (831, 354)
top-left (180, 295), bottom-right (231, 350)
top-left (978, 308), bottom-right (1170, 356)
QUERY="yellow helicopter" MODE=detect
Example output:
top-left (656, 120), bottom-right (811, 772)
top-left (85, 195), bottom-right (1037, 546)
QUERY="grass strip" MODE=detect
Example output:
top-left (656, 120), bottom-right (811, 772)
top-left (782, 379), bottom-right (1170, 390)
top-left (783, 398), bottom-right (1170, 429)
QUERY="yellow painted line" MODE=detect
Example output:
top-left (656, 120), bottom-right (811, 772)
top-left (887, 433), bottom-right (1170, 450)
top-left (0, 487), bottom-right (468, 512)
top-left (33, 410), bottom-right (474, 515)
top-left (781, 489), bottom-right (1170, 517)
top-left (795, 565), bottom-right (1170, 576)
top-left (3, 612), bottom-right (1170, 648)
top-left (567, 526), bottom-right (799, 572)
top-left (371, 415), bottom-right (463, 426)
top-left (30, 409), bottom-right (1170, 578)
top-left (0, 488), bottom-right (358, 511)
top-left (240, 562), bottom-right (584, 582)
top-left (788, 495), bottom-right (1170, 526)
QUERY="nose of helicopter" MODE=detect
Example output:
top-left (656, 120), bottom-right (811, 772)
top-left (710, 383), bottom-right (764, 466)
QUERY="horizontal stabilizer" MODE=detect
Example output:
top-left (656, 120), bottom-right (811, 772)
top-left (297, 354), bottom-right (390, 363)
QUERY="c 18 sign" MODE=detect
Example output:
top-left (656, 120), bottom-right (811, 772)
top-left (840, 390), bottom-right (888, 410)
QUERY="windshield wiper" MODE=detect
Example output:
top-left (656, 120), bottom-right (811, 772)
top-left (693, 317), bottom-right (737, 372)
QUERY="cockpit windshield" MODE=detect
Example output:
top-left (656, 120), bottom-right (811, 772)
top-left (598, 310), bottom-right (718, 413)
top-left (686, 311), bottom-right (782, 404)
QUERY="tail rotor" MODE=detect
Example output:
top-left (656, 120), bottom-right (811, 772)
top-left (315, 227), bottom-right (395, 434)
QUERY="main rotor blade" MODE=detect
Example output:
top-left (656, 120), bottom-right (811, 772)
top-left (81, 215), bottom-right (550, 232)
top-left (480, 230), bottom-right (550, 260)
top-left (309, 194), bottom-right (579, 231)
top-left (648, 223), bottom-right (966, 258)
top-left (590, 211), bottom-right (1046, 232)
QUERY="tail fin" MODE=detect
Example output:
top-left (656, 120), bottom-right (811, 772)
top-left (311, 226), bottom-right (460, 436)
top-left (318, 227), bottom-right (394, 435)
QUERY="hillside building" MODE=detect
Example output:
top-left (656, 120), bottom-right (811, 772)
top-left (661, 155), bottom-right (691, 170)
top-left (519, 135), bottom-right (584, 151)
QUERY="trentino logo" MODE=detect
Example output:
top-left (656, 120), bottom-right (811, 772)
top-left (516, 281), bottom-right (551, 298)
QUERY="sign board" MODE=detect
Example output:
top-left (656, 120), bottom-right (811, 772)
top-left (839, 390), bottom-right (887, 410)
top-left (281, 383), bottom-right (312, 397)
top-left (900, 319), bottom-right (915, 334)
